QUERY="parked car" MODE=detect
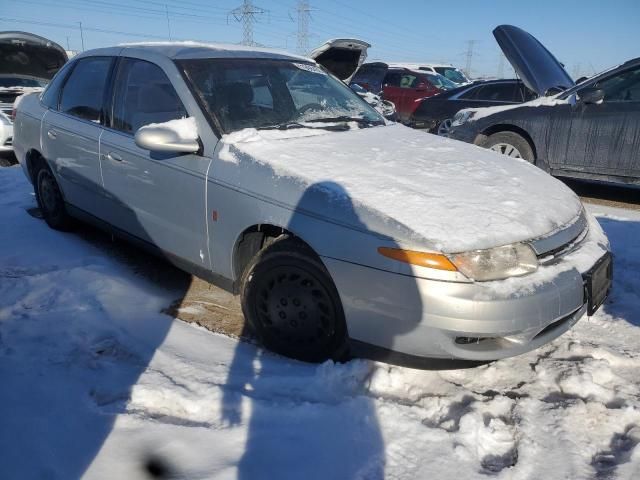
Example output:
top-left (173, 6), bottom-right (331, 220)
top-left (310, 38), bottom-right (396, 121)
top-left (14, 42), bottom-right (611, 363)
top-left (409, 79), bottom-right (537, 136)
top-left (0, 31), bottom-right (67, 160)
top-left (351, 63), bottom-right (457, 122)
top-left (449, 25), bottom-right (640, 185)
top-left (394, 62), bottom-right (471, 86)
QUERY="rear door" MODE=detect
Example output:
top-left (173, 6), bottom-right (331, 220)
top-left (42, 56), bottom-right (114, 216)
top-left (563, 64), bottom-right (640, 178)
top-left (99, 57), bottom-right (211, 268)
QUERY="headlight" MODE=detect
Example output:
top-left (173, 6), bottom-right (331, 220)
top-left (450, 243), bottom-right (538, 281)
top-left (451, 110), bottom-right (475, 127)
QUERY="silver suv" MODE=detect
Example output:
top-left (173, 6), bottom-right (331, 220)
top-left (13, 42), bottom-right (612, 363)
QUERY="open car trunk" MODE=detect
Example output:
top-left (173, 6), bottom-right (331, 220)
top-left (493, 25), bottom-right (574, 96)
top-left (310, 38), bottom-right (370, 83)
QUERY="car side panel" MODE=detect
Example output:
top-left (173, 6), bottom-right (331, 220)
top-left (13, 93), bottom-right (45, 178)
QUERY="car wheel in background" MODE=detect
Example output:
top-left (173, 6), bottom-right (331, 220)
top-left (482, 131), bottom-right (534, 162)
top-left (435, 118), bottom-right (453, 137)
top-left (240, 237), bottom-right (348, 363)
top-left (34, 161), bottom-right (73, 230)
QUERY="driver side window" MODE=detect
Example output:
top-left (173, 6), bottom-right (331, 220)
top-left (111, 58), bottom-right (186, 134)
top-left (592, 66), bottom-right (640, 103)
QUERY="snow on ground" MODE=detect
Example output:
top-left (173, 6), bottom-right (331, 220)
top-left (1, 165), bottom-right (639, 479)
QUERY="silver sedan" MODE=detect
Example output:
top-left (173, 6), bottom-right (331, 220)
top-left (13, 42), bottom-right (612, 363)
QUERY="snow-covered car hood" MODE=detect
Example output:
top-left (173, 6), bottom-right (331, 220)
top-left (217, 123), bottom-right (583, 253)
top-left (457, 95), bottom-right (569, 124)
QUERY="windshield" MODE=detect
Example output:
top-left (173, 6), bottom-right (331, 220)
top-left (425, 73), bottom-right (458, 90)
top-left (0, 77), bottom-right (47, 88)
top-left (434, 67), bottom-right (468, 84)
top-left (179, 58), bottom-right (384, 133)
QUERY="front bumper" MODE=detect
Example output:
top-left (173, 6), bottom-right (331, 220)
top-left (323, 216), bottom-right (610, 361)
top-left (448, 124), bottom-right (479, 145)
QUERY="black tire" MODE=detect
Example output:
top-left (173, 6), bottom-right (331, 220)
top-left (240, 237), bottom-right (348, 363)
top-left (34, 160), bottom-right (73, 231)
top-left (482, 131), bottom-right (535, 163)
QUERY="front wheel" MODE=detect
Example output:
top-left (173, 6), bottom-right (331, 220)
top-left (240, 238), bottom-right (348, 363)
top-left (482, 131), bottom-right (535, 163)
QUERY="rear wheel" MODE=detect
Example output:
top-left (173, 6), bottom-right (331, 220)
top-left (240, 237), bottom-right (347, 363)
top-left (34, 161), bottom-right (73, 230)
top-left (482, 131), bottom-right (534, 163)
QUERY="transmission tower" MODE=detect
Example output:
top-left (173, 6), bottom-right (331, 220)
top-left (230, 0), bottom-right (265, 46)
top-left (296, 0), bottom-right (311, 55)
top-left (464, 40), bottom-right (475, 78)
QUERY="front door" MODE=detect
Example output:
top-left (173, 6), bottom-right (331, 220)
top-left (42, 56), bottom-right (114, 217)
top-left (99, 57), bottom-right (212, 268)
top-left (564, 65), bottom-right (640, 179)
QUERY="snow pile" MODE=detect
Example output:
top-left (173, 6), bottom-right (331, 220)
top-left (1, 167), bottom-right (640, 479)
top-left (138, 116), bottom-right (198, 141)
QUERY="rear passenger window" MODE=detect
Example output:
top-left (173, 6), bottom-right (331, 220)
top-left (111, 58), bottom-right (187, 134)
top-left (41, 61), bottom-right (74, 110)
top-left (59, 57), bottom-right (112, 122)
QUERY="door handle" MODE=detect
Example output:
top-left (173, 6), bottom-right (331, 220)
top-left (106, 152), bottom-right (122, 162)
top-left (47, 130), bottom-right (57, 139)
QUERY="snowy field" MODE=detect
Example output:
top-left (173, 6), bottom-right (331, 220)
top-left (1, 164), bottom-right (639, 480)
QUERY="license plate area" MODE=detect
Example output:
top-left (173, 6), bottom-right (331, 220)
top-left (584, 252), bottom-right (613, 316)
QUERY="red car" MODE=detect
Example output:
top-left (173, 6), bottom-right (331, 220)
top-left (351, 63), bottom-right (457, 121)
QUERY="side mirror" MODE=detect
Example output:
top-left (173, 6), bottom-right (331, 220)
top-left (134, 125), bottom-right (200, 153)
top-left (579, 88), bottom-right (605, 105)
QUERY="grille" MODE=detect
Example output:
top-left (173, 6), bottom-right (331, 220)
top-left (529, 210), bottom-right (588, 262)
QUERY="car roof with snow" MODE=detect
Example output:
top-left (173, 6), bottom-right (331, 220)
top-left (73, 41), bottom-right (309, 62)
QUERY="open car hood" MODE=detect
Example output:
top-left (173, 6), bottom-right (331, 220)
top-left (310, 38), bottom-right (370, 83)
top-left (493, 25), bottom-right (574, 96)
top-left (0, 31), bottom-right (68, 82)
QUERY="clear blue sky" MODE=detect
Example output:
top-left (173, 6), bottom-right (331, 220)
top-left (1, 0), bottom-right (638, 78)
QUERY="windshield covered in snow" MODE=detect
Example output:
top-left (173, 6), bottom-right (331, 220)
top-left (179, 58), bottom-right (384, 133)
top-left (433, 67), bottom-right (469, 84)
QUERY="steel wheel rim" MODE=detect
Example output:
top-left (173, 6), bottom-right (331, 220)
top-left (437, 118), bottom-right (452, 137)
top-left (256, 265), bottom-right (336, 348)
top-left (489, 142), bottom-right (522, 158)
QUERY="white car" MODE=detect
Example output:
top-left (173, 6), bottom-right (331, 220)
top-left (0, 112), bottom-right (13, 155)
top-left (390, 62), bottom-right (471, 86)
top-left (0, 31), bottom-right (67, 160)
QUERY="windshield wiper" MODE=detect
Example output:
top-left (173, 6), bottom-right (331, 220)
top-left (305, 116), bottom-right (383, 127)
top-left (257, 121), bottom-right (350, 131)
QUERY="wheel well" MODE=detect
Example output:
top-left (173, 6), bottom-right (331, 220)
top-left (232, 224), bottom-right (317, 291)
top-left (479, 124), bottom-right (537, 161)
top-left (25, 149), bottom-right (45, 183)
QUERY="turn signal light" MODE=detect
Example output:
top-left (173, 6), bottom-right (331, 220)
top-left (378, 247), bottom-right (458, 271)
